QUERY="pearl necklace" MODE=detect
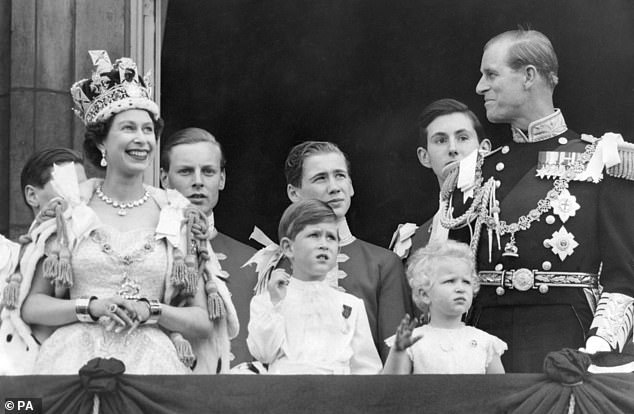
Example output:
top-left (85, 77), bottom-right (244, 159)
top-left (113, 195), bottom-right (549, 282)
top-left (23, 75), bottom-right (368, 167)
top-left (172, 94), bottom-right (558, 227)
top-left (96, 185), bottom-right (150, 216)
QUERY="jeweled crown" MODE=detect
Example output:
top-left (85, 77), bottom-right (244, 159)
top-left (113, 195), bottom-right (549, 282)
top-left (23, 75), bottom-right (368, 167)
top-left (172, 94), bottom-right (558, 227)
top-left (70, 50), bottom-right (159, 125)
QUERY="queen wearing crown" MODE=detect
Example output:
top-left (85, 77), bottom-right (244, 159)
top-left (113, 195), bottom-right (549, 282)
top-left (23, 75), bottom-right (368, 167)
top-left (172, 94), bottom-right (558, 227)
top-left (4, 51), bottom-right (238, 375)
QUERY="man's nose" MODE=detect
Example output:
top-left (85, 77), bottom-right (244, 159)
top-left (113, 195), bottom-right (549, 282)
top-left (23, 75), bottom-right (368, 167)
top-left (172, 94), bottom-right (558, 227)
top-left (475, 75), bottom-right (488, 95)
top-left (193, 169), bottom-right (203, 186)
top-left (448, 137), bottom-right (458, 156)
top-left (327, 176), bottom-right (341, 193)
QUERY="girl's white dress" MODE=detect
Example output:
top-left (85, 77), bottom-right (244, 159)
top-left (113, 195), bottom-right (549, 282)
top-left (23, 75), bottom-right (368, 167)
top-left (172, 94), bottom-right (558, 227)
top-left (405, 324), bottom-right (507, 374)
top-left (247, 278), bottom-right (382, 374)
top-left (34, 226), bottom-right (189, 375)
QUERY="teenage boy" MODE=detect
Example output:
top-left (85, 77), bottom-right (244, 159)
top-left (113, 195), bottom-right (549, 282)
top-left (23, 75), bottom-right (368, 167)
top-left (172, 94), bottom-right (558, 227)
top-left (160, 127), bottom-right (257, 366)
top-left (390, 99), bottom-right (491, 259)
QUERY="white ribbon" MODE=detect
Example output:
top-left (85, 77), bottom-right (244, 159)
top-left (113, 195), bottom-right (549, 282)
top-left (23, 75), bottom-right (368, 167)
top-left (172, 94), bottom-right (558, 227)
top-left (457, 149), bottom-right (479, 202)
top-left (577, 132), bottom-right (624, 182)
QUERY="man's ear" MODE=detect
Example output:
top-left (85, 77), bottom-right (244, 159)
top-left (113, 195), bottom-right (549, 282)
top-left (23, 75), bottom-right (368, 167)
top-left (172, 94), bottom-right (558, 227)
top-left (417, 147), bottom-right (432, 169)
top-left (287, 184), bottom-right (302, 203)
top-left (219, 169), bottom-right (226, 191)
top-left (280, 236), bottom-right (293, 260)
top-left (479, 139), bottom-right (492, 154)
top-left (24, 185), bottom-right (40, 210)
top-left (159, 168), bottom-right (171, 189)
top-left (523, 65), bottom-right (538, 90)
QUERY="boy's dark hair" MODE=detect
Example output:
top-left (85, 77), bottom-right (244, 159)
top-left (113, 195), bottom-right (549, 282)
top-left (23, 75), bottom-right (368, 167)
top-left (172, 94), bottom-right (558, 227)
top-left (417, 98), bottom-right (484, 148)
top-left (160, 127), bottom-right (226, 172)
top-left (20, 148), bottom-right (84, 206)
top-left (284, 141), bottom-right (351, 188)
top-left (278, 199), bottom-right (338, 242)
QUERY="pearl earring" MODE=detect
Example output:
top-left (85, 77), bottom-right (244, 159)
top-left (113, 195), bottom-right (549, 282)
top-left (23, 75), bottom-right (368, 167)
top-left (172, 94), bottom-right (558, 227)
top-left (100, 151), bottom-right (107, 167)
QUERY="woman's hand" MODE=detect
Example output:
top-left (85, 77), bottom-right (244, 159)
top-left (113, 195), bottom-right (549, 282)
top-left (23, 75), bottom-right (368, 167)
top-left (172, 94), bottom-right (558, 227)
top-left (89, 296), bottom-right (136, 332)
top-left (393, 314), bottom-right (422, 352)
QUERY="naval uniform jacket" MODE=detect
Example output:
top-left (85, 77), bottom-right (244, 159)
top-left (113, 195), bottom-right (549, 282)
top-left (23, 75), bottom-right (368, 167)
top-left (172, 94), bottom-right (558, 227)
top-left (448, 122), bottom-right (634, 372)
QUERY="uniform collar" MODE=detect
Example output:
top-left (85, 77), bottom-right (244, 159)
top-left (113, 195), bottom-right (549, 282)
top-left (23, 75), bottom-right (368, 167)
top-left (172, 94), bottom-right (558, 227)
top-left (511, 109), bottom-right (567, 143)
top-left (207, 211), bottom-right (218, 240)
top-left (337, 218), bottom-right (356, 247)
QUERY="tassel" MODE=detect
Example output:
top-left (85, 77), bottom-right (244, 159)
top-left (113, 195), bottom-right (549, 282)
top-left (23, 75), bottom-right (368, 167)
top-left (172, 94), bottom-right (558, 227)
top-left (170, 332), bottom-right (196, 368)
top-left (42, 249), bottom-right (59, 284)
top-left (183, 253), bottom-right (198, 296)
top-left (1, 272), bottom-right (22, 310)
top-left (171, 248), bottom-right (188, 288)
top-left (205, 279), bottom-right (225, 320)
top-left (56, 245), bottom-right (73, 288)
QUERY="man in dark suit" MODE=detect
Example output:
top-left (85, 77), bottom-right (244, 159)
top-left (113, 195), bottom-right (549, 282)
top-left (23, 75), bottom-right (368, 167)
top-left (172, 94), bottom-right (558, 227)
top-left (160, 128), bottom-right (257, 367)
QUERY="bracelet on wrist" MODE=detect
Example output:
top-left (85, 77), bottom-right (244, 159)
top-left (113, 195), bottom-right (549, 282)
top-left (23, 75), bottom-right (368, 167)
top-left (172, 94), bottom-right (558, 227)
top-left (75, 296), bottom-right (98, 323)
top-left (137, 298), bottom-right (162, 325)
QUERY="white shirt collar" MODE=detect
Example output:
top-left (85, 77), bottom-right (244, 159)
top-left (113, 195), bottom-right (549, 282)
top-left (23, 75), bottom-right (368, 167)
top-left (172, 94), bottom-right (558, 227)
top-left (337, 218), bottom-right (356, 247)
top-left (207, 211), bottom-right (218, 239)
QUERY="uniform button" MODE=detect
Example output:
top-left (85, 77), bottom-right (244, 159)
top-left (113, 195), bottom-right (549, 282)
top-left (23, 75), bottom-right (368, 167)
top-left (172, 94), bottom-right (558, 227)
top-left (496, 287), bottom-right (505, 296)
top-left (539, 285), bottom-right (549, 294)
top-left (542, 261), bottom-right (552, 271)
top-left (558, 137), bottom-right (568, 145)
top-left (501, 146), bottom-right (510, 154)
top-left (495, 180), bottom-right (501, 188)
top-left (543, 239), bottom-right (551, 248)
top-left (496, 162), bottom-right (505, 171)
top-left (545, 215), bottom-right (556, 225)
top-left (494, 263), bottom-right (503, 271)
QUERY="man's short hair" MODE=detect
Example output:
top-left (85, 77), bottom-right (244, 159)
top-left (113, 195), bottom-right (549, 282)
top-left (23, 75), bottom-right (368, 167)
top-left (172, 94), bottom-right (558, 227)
top-left (160, 127), bottom-right (226, 171)
top-left (486, 28), bottom-right (559, 90)
top-left (20, 147), bottom-right (84, 206)
top-left (278, 199), bottom-right (338, 242)
top-left (418, 98), bottom-right (484, 148)
top-left (284, 141), bottom-right (351, 188)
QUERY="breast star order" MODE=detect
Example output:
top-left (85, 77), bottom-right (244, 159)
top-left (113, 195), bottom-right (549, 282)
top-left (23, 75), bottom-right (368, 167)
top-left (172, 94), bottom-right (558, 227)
top-left (545, 226), bottom-right (579, 261)
top-left (551, 189), bottom-right (580, 223)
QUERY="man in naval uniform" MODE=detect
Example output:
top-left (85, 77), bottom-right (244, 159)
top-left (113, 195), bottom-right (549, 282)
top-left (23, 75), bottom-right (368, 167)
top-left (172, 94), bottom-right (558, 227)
top-left (445, 29), bottom-right (634, 372)
top-left (160, 128), bottom-right (257, 367)
top-left (249, 141), bottom-right (411, 361)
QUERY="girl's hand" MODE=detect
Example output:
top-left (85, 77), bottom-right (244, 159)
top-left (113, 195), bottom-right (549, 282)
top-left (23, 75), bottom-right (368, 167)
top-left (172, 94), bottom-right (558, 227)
top-left (268, 269), bottom-right (290, 305)
top-left (393, 314), bottom-right (422, 352)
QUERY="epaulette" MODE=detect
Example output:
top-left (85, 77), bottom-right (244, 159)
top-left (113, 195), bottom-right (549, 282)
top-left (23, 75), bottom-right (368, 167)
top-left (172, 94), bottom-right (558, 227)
top-left (606, 141), bottom-right (634, 181)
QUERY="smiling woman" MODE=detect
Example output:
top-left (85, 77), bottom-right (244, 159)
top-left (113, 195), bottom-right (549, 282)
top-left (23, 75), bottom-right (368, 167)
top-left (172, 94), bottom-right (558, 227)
top-left (11, 51), bottom-right (239, 375)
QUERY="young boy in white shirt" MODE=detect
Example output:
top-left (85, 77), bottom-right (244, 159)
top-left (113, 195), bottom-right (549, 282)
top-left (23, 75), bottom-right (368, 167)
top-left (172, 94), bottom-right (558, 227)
top-left (247, 199), bottom-right (382, 374)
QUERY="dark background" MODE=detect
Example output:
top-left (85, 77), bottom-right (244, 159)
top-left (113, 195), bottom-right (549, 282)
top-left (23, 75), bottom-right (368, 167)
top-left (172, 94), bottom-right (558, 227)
top-left (161, 0), bottom-right (634, 248)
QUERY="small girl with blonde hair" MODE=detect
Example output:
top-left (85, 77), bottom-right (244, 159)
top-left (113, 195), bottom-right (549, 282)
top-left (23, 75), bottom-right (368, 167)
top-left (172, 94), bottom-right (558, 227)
top-left (383, 240), bottom-right (506, 374)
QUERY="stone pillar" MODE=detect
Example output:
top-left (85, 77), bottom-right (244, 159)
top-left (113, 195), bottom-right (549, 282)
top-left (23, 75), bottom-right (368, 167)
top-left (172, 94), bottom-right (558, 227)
top-left (0, 0), bottom-right (11, 235)
top-left (7, 0), bottom-right (126, 238)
